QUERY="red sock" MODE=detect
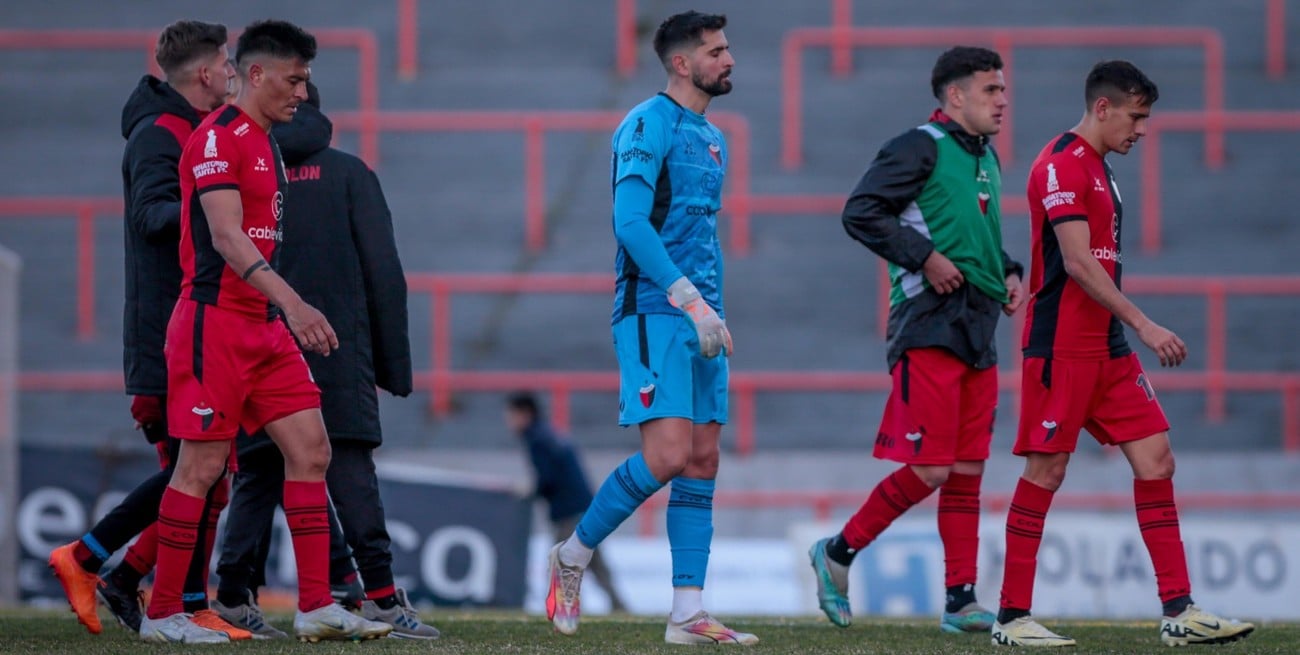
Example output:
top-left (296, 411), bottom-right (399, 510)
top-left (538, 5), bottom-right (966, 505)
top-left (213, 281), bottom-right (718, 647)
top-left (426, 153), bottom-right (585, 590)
top-left (1135, 478), bottom-right (1192, 603)
top-left (146, 487), bottom-right (205, 619)
top-left (999, 478), bottom-right (1054, 611)
top-left (842, 465), bottom-right (935, 550)
top-left (283, 480), bottom-right (333, 613)
top-left (938, 472), bottom-right (981, 588)
top-left (365, 584), bottom-right (396, 601)
top-left (123, 524), bottom-right (159, 575)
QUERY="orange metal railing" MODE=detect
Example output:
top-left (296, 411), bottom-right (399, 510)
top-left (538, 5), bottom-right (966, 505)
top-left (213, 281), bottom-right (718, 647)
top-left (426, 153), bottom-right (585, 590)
top-left (0, 196), bottom-right (121, 341)
top-left (1140, 110), bottom-right (1300, 253)
top-left (781, 26), bottom-right (1225, 171)
top-left (0, 28), bottom-right (380, 165)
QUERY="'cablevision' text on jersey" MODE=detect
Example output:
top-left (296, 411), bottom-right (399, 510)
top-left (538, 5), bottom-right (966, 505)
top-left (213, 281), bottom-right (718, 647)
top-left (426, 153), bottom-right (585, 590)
top-left (1023, 132), bottom-right (1130, 360)
top-left (611, 93), bottom-right (726, 322)
top-left (178, 104), bottom-right (287, 320)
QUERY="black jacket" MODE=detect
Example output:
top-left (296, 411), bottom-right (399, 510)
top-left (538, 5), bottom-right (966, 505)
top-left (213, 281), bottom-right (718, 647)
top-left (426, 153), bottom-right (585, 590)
top-left (522, 419), bottom-right (594, 522)
top-left (842, 111), bottom-right (1023, 370)
top-left (240, 102), bottom-right (411, 454)
top-left (120, 76), bottom-right (203, 395)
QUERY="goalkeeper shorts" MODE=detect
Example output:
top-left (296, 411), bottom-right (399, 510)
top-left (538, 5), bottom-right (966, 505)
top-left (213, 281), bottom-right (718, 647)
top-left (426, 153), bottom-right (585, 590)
top-left (612, 313), bottom-right (728, 427)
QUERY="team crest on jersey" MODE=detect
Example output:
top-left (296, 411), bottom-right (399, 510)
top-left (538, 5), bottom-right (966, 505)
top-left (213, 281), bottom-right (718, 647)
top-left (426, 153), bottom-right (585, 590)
top-left (1112, 213), bottom-right (1120, 244)
top-left (708, 142), bottom-right (721, 165)
top-left (203, 129), bottom-right (218, 158)
top-left (978, 192), bottom-right (991, 215)
top-left (273, 191), bottom-right (284, 222)
top-left (632, 117), bottom-right (645, 142)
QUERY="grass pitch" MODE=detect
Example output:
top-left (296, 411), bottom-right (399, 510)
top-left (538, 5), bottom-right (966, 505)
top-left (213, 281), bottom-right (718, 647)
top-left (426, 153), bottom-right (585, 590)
top-left (1, 609), bottom-right (1294, 654)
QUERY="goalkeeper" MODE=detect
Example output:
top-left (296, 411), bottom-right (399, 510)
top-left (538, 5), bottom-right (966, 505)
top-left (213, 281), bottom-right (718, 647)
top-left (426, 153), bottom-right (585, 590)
top-left (542, 10), bottom-right (756, 647)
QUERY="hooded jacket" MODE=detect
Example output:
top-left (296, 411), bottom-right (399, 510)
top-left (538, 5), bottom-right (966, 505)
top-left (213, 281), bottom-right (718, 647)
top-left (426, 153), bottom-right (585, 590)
top-left (120, 75), bottom-right (205, 396)
top-left (239, 101), bottom-right (411, 454)
top-left (842, 110), bottom-right (1024, 370)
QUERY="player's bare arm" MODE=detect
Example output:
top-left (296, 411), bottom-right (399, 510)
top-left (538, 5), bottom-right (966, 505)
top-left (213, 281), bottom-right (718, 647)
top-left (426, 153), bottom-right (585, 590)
top-left (198, 188), bottom-right (339, 355)
top-left (1003, 273), bottom-right (1025, 315)
top-left (921, 249), bottom-right (964, 294)
top-left (1053, 220), bottom-right (1186, 366)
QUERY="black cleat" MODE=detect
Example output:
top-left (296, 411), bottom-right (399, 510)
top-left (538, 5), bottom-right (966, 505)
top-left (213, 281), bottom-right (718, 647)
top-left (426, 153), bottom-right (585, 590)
top-left (95, 577), bottom-right (144, 633)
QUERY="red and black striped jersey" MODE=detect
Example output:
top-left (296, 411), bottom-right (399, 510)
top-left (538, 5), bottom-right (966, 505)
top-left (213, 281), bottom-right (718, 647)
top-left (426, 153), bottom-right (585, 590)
top-left (1022, 132), bottom-right (1131, 360)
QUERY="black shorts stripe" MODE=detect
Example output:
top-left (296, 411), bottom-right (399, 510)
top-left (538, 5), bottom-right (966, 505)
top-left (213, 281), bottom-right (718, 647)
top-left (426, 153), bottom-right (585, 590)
top-left (196, 183), bottom-right (239, 195)
top-left (637, 314), bottom-right (650, 369)
top-left (192, 303), bottom-right (205, 383)
top-left (899, 353), bottom-right (910, 404)
top-left (1040, 358), bottom-right (1052, 390)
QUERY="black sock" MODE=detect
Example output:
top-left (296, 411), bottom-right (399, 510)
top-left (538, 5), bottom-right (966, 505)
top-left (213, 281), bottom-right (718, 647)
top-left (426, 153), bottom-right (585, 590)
top-left (107, 562), bottom-right (144, 592)
top-left (1163, 595), bottom-right (1193, 617)
top-left (945, 583), bottom-right (977, 614)
top-left (181, 593), bottom-right (209, 614)
top-left (998, 607), bottom-right (1030, 625)
top-left (373, 593), bottom-right (399, 610)
top-left (824, 533), bottom-right (858, 567)
top-left (216, 587), bottom-right (248, 609)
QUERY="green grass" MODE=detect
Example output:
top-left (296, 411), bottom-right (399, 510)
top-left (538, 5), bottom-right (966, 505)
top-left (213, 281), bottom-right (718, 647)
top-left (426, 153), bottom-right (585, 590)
top-left (0, 610), bottom-right (1294, 654)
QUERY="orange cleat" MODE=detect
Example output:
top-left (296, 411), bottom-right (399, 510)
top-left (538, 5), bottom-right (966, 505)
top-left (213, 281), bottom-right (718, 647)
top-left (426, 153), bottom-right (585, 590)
top-left (191, 609), bottom-right (254, 641)
top-left (47, 542), bottom-right (102, 635)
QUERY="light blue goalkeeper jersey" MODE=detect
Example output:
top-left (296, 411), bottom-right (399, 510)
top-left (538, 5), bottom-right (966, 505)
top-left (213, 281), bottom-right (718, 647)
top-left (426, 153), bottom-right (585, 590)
top-left (610, 93), bottom-right (727, 323)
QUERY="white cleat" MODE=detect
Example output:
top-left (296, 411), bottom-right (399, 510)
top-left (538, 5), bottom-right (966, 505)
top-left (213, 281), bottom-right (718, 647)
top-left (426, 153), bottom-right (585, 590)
top-left (1160, 605), bottom-right (1255, 646)
top-left (138, 613), bottom-right (231, 644)
top-left (665, 611), bottom-right (759, 645)
top-left (545, 542), bottom-right (584, 636)
top-left (293, 602), bottom-right (393, 642)
top-left (992, 616), bottom-right (1076, 647)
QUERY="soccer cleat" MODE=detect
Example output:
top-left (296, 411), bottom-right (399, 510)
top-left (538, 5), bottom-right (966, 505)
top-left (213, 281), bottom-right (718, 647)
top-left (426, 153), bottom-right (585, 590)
top-left (48, 542), bottom-right (102, 635)
top-left (992, 616), bottom-right (1076, 647)
top-left (360, 588), bottom-right (441, 640)
top-left (941, 601), bottom-right (996, 633)
top-left (545, 542), bottom-right (584, 636)
top-left (95, 577), bottom-right (144, 633)
top-left (665, 611), bottom-right (759, 645)
top-left (139, 613), bottom-right (231, 644)
top-left (293, 601), bottom-right (393, 642)
top-left (1159, 605), bottom-right (1254, 646)
top-left (211, 590), bottom-right (288, 640)
top-left (808, 537), bottom-right (852, 628)
top-left (190, 609), bottom-right (254, 641)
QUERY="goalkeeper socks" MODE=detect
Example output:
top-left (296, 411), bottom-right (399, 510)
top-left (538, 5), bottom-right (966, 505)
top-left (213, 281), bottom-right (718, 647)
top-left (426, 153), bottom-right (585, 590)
top-left (574, 452), bottom-right (665, 551)
top-left (667, 477), bottom-right (714, 589)
top-left (670, 587), bottom-right (704, 623)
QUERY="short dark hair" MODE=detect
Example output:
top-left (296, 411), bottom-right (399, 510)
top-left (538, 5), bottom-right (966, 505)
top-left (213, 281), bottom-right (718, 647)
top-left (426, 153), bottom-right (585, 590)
top-left (1085, 60), bottom-right (1159, 108)
top-left (653, 11), bottom-right (727, 71)
top-left (930, 46), bottom-right (1003, 100)
top-left (506, 391), bottom-right (540, 418)
top-left (155, 20), bottom-right (227, 77)
top-left (235, 19), bottom-right (317, 67)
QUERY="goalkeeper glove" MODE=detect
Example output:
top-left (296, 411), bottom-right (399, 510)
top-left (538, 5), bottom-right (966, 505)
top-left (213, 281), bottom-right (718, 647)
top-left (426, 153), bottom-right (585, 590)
top-left (667, 277), bottom-right (733, 359)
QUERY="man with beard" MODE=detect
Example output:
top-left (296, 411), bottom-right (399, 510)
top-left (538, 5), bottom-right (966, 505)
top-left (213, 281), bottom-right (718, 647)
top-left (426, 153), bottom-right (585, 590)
top-left (543, 10), bottom-right (756, 646)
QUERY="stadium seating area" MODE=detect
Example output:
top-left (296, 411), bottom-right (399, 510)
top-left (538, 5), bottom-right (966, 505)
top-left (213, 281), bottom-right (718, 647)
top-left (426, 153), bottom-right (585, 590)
top-left (1, 0), bottom-right (1298, 463)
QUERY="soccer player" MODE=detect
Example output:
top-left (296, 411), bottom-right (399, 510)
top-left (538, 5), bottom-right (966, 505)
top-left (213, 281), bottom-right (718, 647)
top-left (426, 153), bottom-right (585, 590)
top-left (212, 82), bottom-right (438, 640)
top-left (138, 20), bottom-right (390, 643)
top-left (991, 60), bottom-right (1255, 648)
top-left (544, 11), bottom-right (756, 646)
top-left (808, 46), bottom-right (1024, 634)
top-left (48, 19), bottom-right (249, 640)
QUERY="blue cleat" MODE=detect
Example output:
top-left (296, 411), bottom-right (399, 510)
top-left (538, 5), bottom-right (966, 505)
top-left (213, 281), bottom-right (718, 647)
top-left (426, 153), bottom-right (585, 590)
top-left (807, 538), bottom-right (852, 628)
top-left (941, 602), bottom-right (995, 633)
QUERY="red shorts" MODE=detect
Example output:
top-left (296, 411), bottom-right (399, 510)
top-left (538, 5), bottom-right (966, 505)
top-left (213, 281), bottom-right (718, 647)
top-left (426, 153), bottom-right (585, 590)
top-left (1014, 354), bottom-right (1170, 455)
top-left (165, 300), bottom-right (320, 441)
top-left (873, 348), bottom-right (998, 465)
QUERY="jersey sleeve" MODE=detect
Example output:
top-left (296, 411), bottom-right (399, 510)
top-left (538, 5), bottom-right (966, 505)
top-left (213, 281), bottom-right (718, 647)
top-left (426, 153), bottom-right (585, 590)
top-left (611, 111), bottom-right (668, 187)
top-left (1036, 153), bottom-right (1089, 225)
top-left (187, 125), bottom-right (241, 193)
